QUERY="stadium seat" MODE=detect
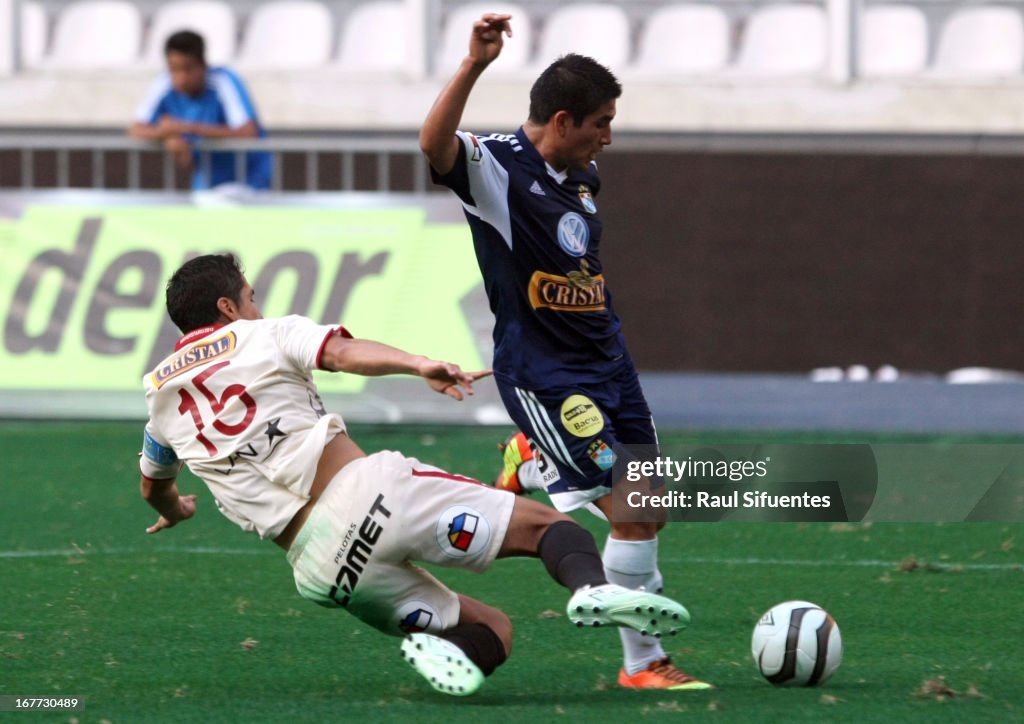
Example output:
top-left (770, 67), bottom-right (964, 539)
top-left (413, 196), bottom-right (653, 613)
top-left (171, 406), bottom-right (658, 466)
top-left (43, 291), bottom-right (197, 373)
top-left (235, 0), bottom-right (334, 70)
top-left (534, 4), bottom-right (631, 70)
top-left (932, 6), bottom-right (1024, 77)
top-left (436, 3), bottom-right (531, 75)
top-left (335, 1), bottom-right (408, 73)
top-left (734, 3), bottom-right (828, 76)
top-left (19, 0), bottom-right (48, 69)
top-left (143, 0), bottom-right (237, 69)
top-left (630, 4), bottom-right (731, 75)
top-left (45, 0), bottom-right (143, 70)
top-left (858, 4), bottom-right (928, 78)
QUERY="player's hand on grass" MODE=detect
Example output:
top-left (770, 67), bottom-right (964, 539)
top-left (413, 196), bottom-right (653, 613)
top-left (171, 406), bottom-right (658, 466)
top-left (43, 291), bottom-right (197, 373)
top-left (146, 494), bottom-right (198, 534)
top-left (420, 360), bottom-right (492, 400)
top-left (469, 14), bottom-right (512, 67)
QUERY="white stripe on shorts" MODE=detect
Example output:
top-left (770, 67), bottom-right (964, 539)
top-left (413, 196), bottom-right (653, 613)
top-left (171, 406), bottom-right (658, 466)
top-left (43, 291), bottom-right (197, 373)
top-left (514, 387), bottom-right (585, 476)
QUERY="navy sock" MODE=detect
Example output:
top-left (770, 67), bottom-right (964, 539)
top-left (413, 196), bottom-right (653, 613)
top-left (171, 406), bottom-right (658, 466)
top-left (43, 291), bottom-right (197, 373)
top-left (537, 520), bottom-right (608, 592)
top-left (440, 623), bottom-right (507, 676)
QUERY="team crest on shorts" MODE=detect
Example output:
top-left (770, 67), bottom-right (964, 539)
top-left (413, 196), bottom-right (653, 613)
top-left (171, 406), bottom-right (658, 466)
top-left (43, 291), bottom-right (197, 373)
top-left (587, 439), bottom-right (616, 471)
top-left (436, 506), bottom-right (491, 558)
top-left (397, 601), bottom-right (439, 634)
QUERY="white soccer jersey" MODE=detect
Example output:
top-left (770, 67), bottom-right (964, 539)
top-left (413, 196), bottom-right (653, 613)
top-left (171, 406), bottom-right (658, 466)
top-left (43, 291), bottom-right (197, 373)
top-left (140, 316), bottom-right (347, 539)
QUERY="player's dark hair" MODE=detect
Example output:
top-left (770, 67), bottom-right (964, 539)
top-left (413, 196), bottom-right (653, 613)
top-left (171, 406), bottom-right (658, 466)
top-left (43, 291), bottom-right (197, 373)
top-left (528, 54), bottom-right (621, 126)
top-left (166, 253), bottom-right (245, 333)
top-left (165, 29), bottom-right (206, 65)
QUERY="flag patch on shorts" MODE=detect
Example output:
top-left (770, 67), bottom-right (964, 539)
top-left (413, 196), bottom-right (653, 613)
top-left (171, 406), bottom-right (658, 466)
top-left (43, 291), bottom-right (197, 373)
top-left (435, 505), bottom-right (492, 559)
top-left (448, 512), bottom-right (479, 551)
top-left (400, 608), bottom-right (434, 633)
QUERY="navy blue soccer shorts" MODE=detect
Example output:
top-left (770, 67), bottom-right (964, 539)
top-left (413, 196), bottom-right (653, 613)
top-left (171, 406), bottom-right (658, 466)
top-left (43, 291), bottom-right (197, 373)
top-left (495, 362), bottom-right (659, 512)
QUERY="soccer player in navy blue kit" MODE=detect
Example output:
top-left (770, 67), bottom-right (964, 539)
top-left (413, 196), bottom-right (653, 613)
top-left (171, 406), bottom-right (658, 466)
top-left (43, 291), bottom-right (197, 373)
top-left (129, 30), bottom-right (271, 190)
top-left (421, 13), bottom-right (711, 690)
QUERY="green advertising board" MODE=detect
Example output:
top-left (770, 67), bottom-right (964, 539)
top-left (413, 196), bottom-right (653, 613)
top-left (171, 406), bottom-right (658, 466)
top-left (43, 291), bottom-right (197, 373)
top-left (0, 195), bottom-right (494, 417)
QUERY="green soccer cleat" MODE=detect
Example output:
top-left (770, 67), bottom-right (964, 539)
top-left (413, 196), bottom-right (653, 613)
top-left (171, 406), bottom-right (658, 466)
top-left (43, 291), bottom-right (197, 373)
top-left (566, 583), bottom-right (690, 638)
top-left (400, 633), bottom-right (485, 696)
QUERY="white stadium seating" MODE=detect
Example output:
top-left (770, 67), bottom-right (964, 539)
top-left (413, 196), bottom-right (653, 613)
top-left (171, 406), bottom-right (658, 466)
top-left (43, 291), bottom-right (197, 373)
top-left (19, 0), bottom-right (48, 69)
top-left (235, 0), bottom-right (334, 70)
top-left (631, 4), bottom-right (731, 75)
top-left (335, 1), bottom-right (408, 73)
top-left (858, 4), bottom-right (929, 78)
top-left (534, 3), bottom-right (632, 70)
top-left (6, 0), bottom-right (1024, 134)
top-left (143, 0), bottom-right (238, 68)
top-left (45, 0), bottom-right (143, 70)
top-left (932, 6), bottom-right (1024, 78)
top-left (735, 3), bottom-right (828, 76)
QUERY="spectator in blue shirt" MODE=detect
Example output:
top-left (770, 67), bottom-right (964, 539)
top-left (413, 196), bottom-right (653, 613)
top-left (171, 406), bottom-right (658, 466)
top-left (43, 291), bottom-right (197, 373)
top-left (129, 30), bottom-right (272, 190)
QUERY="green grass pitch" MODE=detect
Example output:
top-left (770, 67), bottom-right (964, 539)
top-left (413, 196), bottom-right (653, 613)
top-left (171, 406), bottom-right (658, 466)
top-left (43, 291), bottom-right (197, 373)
top-left (2, 421), bottom-right (1022, 723)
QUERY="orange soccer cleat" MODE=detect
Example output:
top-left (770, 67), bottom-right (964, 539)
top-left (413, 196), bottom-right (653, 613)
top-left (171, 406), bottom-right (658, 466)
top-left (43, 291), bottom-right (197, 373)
top-left (617, 658), bottom-right (713, 691)
top-left (494, 431), bottom-right (535, 495)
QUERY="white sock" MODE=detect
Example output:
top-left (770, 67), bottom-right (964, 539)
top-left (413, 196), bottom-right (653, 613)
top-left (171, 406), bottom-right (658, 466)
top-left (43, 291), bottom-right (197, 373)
top-left (516, 458), bottom-right (544, 491)
top-left (602, 536), bottom-right (667, 675)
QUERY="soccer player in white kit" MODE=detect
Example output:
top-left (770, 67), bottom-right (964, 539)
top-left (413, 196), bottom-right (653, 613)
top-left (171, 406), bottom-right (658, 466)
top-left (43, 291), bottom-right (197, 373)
top-left (138, 254), bottom-right (691, 696)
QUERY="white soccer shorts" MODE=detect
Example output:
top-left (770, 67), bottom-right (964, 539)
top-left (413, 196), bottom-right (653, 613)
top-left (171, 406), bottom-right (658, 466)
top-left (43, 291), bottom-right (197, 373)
top-left (287, 450), bottom-right (515, 636)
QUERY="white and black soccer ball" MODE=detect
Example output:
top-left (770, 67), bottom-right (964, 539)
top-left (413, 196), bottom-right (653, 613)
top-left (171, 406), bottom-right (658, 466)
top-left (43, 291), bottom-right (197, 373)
top-left (751, 600), bottom-right (842, 686)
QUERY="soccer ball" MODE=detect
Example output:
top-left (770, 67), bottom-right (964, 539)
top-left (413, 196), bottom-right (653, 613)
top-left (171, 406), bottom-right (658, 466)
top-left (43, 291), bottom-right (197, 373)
top-left (751, 600), bottom-right (842, 686)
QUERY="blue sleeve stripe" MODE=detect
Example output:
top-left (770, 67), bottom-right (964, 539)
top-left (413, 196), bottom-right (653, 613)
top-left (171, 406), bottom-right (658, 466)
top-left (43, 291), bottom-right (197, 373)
top-left (143, 429), bottom-right (178, 466)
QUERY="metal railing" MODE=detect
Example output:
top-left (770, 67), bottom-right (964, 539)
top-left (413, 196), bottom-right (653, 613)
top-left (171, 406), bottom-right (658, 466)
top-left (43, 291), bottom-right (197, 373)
top-left (0, 133), bottom-right (430, 192)
top-left (6, 130), bottom-right (1024, 192)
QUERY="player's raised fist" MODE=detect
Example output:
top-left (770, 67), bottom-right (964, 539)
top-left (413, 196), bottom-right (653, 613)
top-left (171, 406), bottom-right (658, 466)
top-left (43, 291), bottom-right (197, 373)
top-left (469, 13), bottom-right (513, 66)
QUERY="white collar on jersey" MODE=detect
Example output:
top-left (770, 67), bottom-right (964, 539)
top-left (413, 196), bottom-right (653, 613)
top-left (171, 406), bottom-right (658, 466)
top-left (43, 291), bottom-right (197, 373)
top-left (544, 162), bottom-right (569, 184)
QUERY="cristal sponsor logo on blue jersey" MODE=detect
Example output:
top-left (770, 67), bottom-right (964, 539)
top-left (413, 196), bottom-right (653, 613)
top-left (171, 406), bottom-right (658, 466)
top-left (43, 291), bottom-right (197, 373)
top-left (557, 212), bottom-right (590, 257)
top-left (151, 332), bottom-right (236, 389)
top-left (528, 259), bottom-right (606, 313)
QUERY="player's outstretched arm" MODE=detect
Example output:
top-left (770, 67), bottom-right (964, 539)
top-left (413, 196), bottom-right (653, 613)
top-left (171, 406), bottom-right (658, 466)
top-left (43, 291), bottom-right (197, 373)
top-left (140, 475), bottom-right (197, 534)
top-left (420, 13), bottom-right (512, 176)
top-left (320, 335), bottom-right (490, 400)
top-left (419, 360), bottom-right (492, 400)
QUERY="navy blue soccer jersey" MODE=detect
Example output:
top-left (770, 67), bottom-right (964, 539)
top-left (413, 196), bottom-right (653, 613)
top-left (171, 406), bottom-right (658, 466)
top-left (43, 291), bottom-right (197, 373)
top-left (432, 127), bottom-right (628, 388)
